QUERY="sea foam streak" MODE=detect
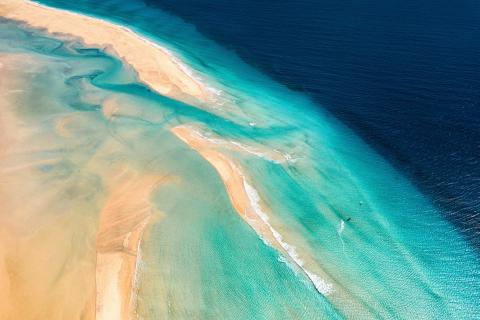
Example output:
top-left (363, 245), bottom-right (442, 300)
top-left (243, 178), bottom-right (333, 295)
top-left (189, 127), bottom-right (295, 164)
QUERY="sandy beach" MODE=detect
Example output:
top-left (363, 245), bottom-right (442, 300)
top-left (0, 0), bottom-right (208, 106)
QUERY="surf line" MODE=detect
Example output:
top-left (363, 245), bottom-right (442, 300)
top-left (171, 125), bottom-right (333, 296)
top-left (337, 219), bottom-right (347, 258)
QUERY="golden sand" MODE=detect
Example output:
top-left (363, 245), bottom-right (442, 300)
top-left (0, 54), bottom-right (97, 320)
top-left (0, 0), bottom-right (209, 106)
top-left (0, 53), bottom-right (173, 319)
top-left (95, 166), bottom-right (172, 320)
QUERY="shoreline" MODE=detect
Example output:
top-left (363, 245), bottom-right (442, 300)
top-left (171, 125), bottom-right (333, 296)
top-left (0, 0), bottom-right (210, 106)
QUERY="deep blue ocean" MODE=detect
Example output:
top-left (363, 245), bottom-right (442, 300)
top-left (144, 0), bottom-right (480, 247)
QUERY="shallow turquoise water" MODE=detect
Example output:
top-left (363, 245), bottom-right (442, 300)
top-left (3, 1), bottom-right (480, 318)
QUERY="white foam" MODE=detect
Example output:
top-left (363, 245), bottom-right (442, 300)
top-left (283, 152), bottom-right (301, 163)
top-left (242, 176), bottom-right (333, 295)
top-left (337, 220), bottom-right (347, 258)
top-left (229, 140), bottom-right (282, 163)
top-left (129, 217), bottom-right (150, 314)
top-left (188, 126), bottom-right (286, 163)
top-left (338, 220), bottom-right (345, 235)
top-left (130, 244), bottom-right (144, 310)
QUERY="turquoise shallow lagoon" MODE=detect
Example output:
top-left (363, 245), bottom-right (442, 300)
top-left (1, 1), bottom-right (480, 318)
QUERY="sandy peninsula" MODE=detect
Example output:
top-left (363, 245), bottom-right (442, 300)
top-left (0, 0), bottom-right (209, 105)
top-left (171, 125), bottom-right (334, 296)
top-left (172, 126), bottom-right (277, 243)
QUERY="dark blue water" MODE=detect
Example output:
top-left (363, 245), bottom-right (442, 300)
top-left (144, 0), bottom-right (480, 247)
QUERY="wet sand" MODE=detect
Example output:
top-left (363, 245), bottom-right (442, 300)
top-left (0, 0), bottom-right (209, 105)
